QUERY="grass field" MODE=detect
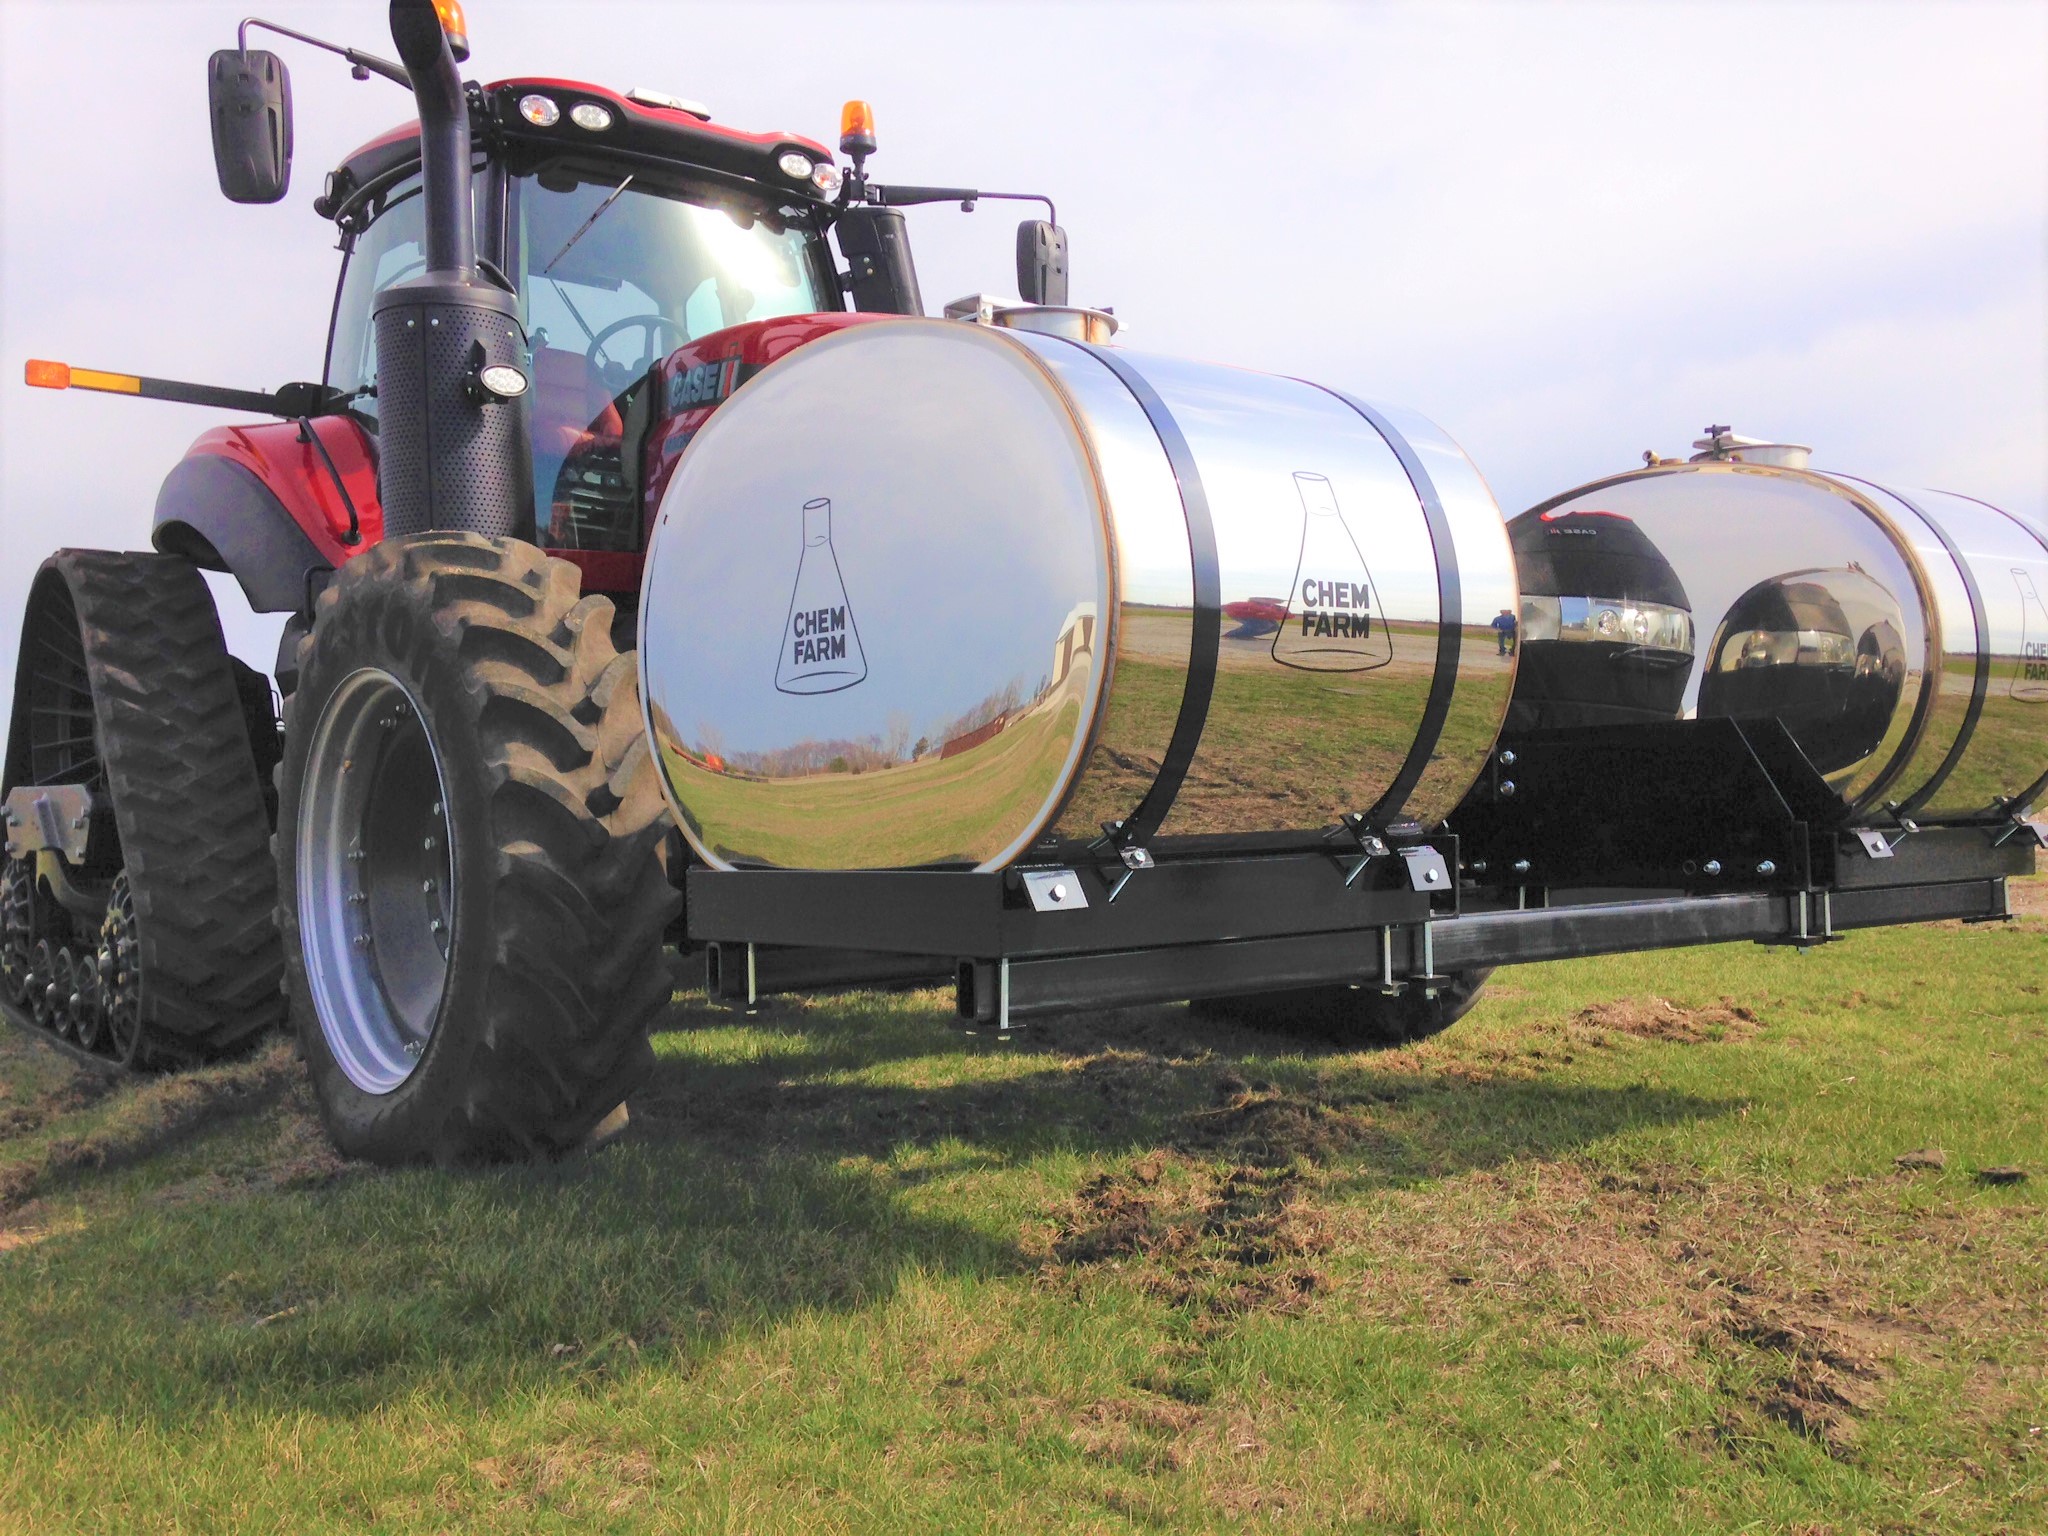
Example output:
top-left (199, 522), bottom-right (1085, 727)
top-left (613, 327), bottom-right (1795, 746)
top-left (1, 882), bottom-right (2044, 1533)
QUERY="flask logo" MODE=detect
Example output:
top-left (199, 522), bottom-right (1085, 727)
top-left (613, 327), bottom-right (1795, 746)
top-left (2015, 567), bottom-right (2048, 703)
top-left (1272, 471), bottom-right (1395, 672)
top-left (775, 497), bottom-right (868, 695)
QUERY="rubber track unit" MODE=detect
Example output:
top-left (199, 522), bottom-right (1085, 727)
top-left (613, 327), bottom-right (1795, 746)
top-left (11, 551), bottom-right (284, 1057)
top-left (277, 533), bottom-right (678, 1161)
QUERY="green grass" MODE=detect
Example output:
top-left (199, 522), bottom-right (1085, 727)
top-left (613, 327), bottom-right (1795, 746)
top-left (2, 889), bottom-right (2045, 1533)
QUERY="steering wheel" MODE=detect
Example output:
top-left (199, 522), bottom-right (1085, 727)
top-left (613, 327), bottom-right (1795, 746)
top-left (586, 313), bottom-right (689, 394)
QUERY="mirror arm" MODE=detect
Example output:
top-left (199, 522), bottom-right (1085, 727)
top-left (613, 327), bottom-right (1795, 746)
top-left (871, 185), bottom-right (1057, 227)
top-left (237, 16), bottom-right (411, 90)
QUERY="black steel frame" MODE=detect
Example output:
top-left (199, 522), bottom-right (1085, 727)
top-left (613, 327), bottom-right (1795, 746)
top-left (685, 817), bottom-right (2039, 1028)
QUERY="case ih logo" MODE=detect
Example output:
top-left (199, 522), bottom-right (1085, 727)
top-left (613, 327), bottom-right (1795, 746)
top-left (666, 357), bottom-right (741, 412)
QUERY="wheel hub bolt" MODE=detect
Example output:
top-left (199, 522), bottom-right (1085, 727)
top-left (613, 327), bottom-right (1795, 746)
top-left (430, 918), bottom-right (446, 935)
top-left (422, 836), bottom-right (437, 851)
top-left (353, 934), bottom-right (373, 950)
top-left (421, 879), bottom-right (436, 893)
top-left (349, 893), bottom-right (367, 905)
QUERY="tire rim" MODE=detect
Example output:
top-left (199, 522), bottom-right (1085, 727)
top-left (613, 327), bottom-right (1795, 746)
top-left (298, 667), bottom-right (455, 1095)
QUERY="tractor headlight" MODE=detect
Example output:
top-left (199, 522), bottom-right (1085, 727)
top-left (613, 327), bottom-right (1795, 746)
top-left (778, 150), bottom-right (814, 181)
top-left (570, 102), bottom-right (614, 132)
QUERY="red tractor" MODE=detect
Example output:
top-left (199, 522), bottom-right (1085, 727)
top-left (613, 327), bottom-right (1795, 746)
top-left (2, 0), bottom-right (1054, 1160)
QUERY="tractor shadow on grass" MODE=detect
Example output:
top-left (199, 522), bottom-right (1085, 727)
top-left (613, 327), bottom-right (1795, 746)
top-left (0, 987), bottom-right (1736, 1428)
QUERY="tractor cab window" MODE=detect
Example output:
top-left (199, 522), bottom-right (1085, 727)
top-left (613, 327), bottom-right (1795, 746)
top-left (324, 182), bottom-right (429, 426)
top-left (508, 163), bottom-right (828, 552)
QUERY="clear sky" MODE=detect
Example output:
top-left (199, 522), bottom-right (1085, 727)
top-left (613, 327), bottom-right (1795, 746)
top-left (2, 0), bottom-right (2043, 712)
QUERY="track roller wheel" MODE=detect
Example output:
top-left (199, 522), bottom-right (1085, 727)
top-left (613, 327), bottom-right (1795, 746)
top-left (1193, 967), bottom-right (1495, 1047)
top-left (277, 533), bottom-right (678, 1164)
top-left (28, 939), bottom-right (61, 1032)
top-left (97, 872), bottom-right (145, 1067)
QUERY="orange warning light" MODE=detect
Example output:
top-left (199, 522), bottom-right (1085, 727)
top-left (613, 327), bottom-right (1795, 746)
top-left (25, 359), bottom-right (71, 390)
top-left (432, 0), bottom-right (470, 61)
top-left (839, 100), bottom-right (876, 157)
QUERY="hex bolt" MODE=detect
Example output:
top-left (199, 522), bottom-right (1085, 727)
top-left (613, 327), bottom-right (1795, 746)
top-left (353, 934), bottom-right (373, 950)
top-left (430, 802), bottom-right (443, 818)
top-left (347, 849), bottom-right (366, 863)
top-left (348, 893), bottom-right (367, 906)
top-left (1703, 859), bottom-right (1723, 876)
top-left (1512, 859), bottom-right (1531, 876)
top-left (1469, 860), bottom-right (1489, 874)
top-left (422, 879), bottom-right (436, 893)
top-left (422, 835), bottom-right (437, 852)
top-left (430, 918), bottom-right (446, 935)
top-left (1756, 860), bottom-right (1777, 876)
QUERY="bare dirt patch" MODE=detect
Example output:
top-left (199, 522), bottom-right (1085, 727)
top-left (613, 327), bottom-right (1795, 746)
top-left (0, 1039), bottom-right (307, 1218)
top-left (1573, 995), bottom-right (1762, 1044)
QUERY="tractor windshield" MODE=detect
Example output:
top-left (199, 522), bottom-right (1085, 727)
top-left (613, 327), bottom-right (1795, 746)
top-left (324, 160), bottom-right (832, 555)
top-left (511, 164), bottom-right (830, 552)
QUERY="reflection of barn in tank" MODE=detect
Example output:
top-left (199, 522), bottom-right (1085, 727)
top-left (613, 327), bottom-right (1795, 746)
top-left (1504, 508), bottom-right (1696, 731)
top-left (1697, 567), bottom-right (1908, 775)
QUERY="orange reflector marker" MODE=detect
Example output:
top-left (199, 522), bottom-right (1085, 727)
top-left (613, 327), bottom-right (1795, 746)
top-left (25, 358), bottom-right (70, 389)
top-left (432, 0), bottom-right (470, 61)
top-left (69, 367), bottom-right (143, 395)
top-left (840, 99), bottom-right (876, 158)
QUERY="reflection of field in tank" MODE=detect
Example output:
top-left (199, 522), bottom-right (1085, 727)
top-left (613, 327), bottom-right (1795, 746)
top-left (665, 699), bottom-right (1083, 868)
top-left (1119, 608), bottom-right (1444, 673)
top-left (1055, 626), bottom-right (1512, 839)
top-left (1915, 655), bottom-right (2048, 817)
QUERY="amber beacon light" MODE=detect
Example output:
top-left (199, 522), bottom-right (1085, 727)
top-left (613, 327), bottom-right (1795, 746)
top-left (431, 0), bottom-right (470, 61)
top-left (839, 99), bottom-right (876, 159)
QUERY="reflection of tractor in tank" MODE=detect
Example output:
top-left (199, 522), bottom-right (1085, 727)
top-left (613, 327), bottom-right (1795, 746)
top-left (1503, 508), bottom-right (1695, 731)
top-left (1698, 568), bottom-right (1908, 777)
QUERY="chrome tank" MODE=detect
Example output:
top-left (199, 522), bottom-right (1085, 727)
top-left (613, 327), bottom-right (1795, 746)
top-left (639, 319), bottom-right (1518, 870)
top-left (1515, 461), bottom-right (2048, 820)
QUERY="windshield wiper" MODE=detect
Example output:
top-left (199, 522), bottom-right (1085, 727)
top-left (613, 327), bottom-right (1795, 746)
top-left (542, 176), bottom-right (636, 276)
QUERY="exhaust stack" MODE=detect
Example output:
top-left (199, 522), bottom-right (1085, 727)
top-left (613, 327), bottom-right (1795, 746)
top-left (371, 0), bottom-right (533, 541)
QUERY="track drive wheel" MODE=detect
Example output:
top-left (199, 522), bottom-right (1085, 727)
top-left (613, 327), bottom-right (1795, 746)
top-left (1193, 967), bottom-right (1495, 1047)
top-left (276, 533), bottom-right (678, 1164)
top-left (3, 552), bottom-right (284, 1058)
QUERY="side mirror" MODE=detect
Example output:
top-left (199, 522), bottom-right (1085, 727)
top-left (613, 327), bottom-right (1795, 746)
top-left (208, 49), bottom-right (293, 204)
top-left (837, 207), bottom-right (925, 316)
top-left (1016, 219), bottom-right (1069, 307)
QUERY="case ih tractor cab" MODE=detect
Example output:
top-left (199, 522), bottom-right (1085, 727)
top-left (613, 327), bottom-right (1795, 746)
top-left (7, 3), bottom-right (2045, 1169)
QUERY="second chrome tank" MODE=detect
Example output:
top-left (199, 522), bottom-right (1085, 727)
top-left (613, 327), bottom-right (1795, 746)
top-left (1509, 447), bottom-right (2048, 821)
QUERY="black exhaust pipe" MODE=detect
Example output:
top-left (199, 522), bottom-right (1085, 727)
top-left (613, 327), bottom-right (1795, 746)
top-left (371, 0), bottom-right (533, 542)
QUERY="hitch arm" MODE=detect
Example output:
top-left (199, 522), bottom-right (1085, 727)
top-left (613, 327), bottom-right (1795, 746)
top-left (25, 359), bottom-right (340, 419)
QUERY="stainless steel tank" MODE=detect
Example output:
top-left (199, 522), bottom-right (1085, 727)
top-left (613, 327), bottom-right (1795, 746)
top-left (1514, 458), bottom-right (2048, 820)
top-left (638, 318), bottom-right (1518, 870)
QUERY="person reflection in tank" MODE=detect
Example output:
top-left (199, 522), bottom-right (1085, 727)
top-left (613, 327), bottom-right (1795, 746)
top-left (1697, 570), bottom-right (1907, 776)
top-left (1491, 607), bottom-right (1518, 656)
top-left (1502, 507), bottom-right (1694, 731)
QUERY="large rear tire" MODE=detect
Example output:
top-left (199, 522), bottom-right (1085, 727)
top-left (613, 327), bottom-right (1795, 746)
top-left (276, 533), bottom-right (677, 1163)
top-left (2, 552), bottom-right (284, 1060)
top-left (1193, 967), bottom-right (1495, 1047)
